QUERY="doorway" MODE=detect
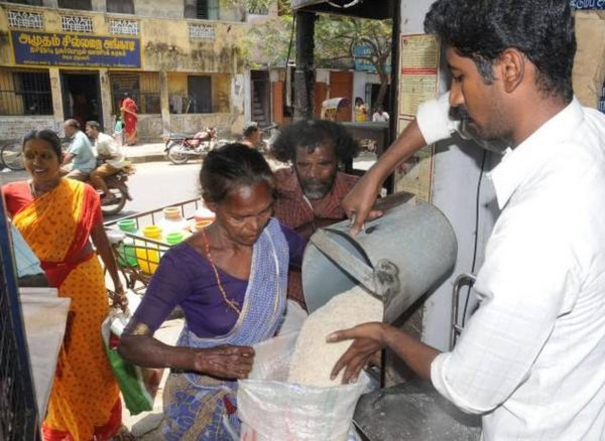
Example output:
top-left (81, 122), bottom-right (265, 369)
top-left (61, 72), bottom-right (102, 129)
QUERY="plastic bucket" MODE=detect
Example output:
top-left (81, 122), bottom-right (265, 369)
top-left (117, 219), bottom-right (136, 232)
top-left (166, 231), bottom-right (184, 245)
top-left (136, 226), bottom-right (163, 274)
top-left (302, 197), bottom-right (457, 323)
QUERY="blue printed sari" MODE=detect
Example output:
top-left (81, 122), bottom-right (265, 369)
top-left (162, 218), bottom-right (289, 441)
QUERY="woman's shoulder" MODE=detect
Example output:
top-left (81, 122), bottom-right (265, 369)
top-left (2, 180), bottom-right (29, 193)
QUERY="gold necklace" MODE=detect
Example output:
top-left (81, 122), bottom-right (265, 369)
top-left (201, 227), bottom-right (242, 315)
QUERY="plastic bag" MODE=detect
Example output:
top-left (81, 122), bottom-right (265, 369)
top-left (238, 333), bottom-right (370, 441)
top-left (101, 290), bottom-right (163, 415)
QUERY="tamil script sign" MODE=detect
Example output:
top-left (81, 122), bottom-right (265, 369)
top-left (571, 0), bottom-right (605, 9)
top-left (11, 31), bottom-right (141, 68)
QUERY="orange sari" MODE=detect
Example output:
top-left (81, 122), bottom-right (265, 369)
top-left (11, 179), bottom-right (121, 441)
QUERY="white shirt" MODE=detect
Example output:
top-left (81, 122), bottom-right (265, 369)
top-left (94, 132), bottom-right (125, 169)
top-left (427, 98), bottom-right (605, 440)
top-left (372, 111), bottom-right (390, 122)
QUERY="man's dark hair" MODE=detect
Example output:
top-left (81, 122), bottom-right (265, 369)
top-left (243, 122), bottom-right (259, 138)
top-left (200, 142), bottom-right (275, 203)
top-left (23, 129), bottom-right (63, 161)
top-left (271, 119), bottom-right (360, 164)
top-left (424, 0), bottom-right (576, 101)
top-left (86, 120), bottom-right (101, 131)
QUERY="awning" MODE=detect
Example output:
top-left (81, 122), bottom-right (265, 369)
top-left (291, 0), bottom-right (395, 20)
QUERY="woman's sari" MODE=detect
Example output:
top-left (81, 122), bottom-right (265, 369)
top-left (9, 179), bottom-right (121, 441)
top-left (120, 97), bottom-right (138, 146)
top-left (162, 218), bottom-right (289, 441)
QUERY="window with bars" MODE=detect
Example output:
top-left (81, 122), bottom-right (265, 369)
top-left (107, 0), bottom-right (134, 14)
top-left (0, 69), bottom-right (53, 116)
top-left (187, 75), bottom-right (212, 113)
top-left (110, 73), bottom-right (161, 115)
top-left (58, 0), bottom-right (92, 10)
top-left (7, 0), bottom-right (43, 6)
top-left (185, 0), bottom-right (219, 20)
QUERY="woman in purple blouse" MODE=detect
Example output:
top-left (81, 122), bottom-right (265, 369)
top-left (119, 144), bottom-right (305, 440)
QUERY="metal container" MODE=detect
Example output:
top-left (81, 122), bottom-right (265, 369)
top-left (302, 196), bottom-right (457, 323)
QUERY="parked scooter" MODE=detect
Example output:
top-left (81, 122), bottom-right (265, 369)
top-left (164, 127), bottom-right (228, 165)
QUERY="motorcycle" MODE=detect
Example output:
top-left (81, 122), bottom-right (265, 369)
top-left (87, 168), bottom-right (133, 216)
top-left (164, 127), bottom-right (228, 165)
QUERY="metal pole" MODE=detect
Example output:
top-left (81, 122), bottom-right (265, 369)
top-left (293, 11), bottom-right (316, 121)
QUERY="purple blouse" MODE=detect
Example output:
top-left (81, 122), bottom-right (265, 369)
top-left (132, 222), bottom-right (306, 338)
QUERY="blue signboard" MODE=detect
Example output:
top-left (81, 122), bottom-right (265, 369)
top-left (353, 45), bottom-right (391, 74)
top-left (11, 31), bottom-right (141, 68)
top-left (570, 0), bottom-right (605, 9)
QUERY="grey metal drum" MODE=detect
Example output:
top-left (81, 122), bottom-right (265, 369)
top-left (302, 198), bottom-right (457, 323)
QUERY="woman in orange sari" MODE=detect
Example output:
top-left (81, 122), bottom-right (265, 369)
top-left (120, 93), bottom-right (138, 146)
top-left (3, 129), bottom-right (127, 441)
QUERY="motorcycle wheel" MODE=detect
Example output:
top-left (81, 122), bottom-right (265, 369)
top-left (1, 141), bottom-right (25, 171)
top-left (101, 185), bottom-right (128, 216)
top-left (166, 141), bottom-right (189, 165)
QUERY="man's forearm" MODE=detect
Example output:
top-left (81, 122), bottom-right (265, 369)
top-left (382, 325), bottom-right (441, 380)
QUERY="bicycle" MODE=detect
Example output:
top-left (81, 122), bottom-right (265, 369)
top-left (1, 141), bottom-right (25, 171)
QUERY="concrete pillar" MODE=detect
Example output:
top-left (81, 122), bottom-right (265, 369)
top-left (160, 71), bottom-right (171, 135)
top-left (48, 68), bottom-right (64, 130)
top-left (98, 69), bottom-right (113, 132)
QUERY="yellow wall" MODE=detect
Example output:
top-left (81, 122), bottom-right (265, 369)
top-left (0, 4), bottom-right (247, 73)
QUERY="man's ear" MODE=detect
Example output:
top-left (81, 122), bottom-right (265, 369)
top-left (497, 48), bottom-right (526, 94)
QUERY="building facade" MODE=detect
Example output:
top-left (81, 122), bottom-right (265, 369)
top-left (0, 0), bottom-right (275, 141)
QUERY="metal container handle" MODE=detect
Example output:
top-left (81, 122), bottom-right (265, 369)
top-left (309, 229), bottom-right (377, 294)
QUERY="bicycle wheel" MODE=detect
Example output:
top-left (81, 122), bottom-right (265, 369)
top-left (1, 142), bottom-right (25, 171)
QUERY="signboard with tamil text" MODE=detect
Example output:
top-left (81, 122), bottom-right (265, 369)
top-left (571, 0), bottom-right (605, 9)
top-left (11, 31), bottom-right (141, 68)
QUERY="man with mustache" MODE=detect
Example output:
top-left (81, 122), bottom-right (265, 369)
top-left (271, 119), bottom-right (360, 310)
top-left (330, 0), bottom-right (605, 439)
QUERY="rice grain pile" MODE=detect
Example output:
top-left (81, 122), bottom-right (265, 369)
top-left (287, 286), bottom-right (383, 387)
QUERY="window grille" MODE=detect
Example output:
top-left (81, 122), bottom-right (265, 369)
top-left (0, 69), bottom-right (53, 116)
top-left (187, 75), bottom-right (212, 113)
top-left (189, 24), bottom-right (215, 40)
top-left (61, 15), bottom-right (93, 33)
top-left (107, 0), bottom-right (134, 14)
top-left (6, 0), bottom-right (42, 5)
top-left (109, 19), bottom-right (139, 36)
top-left (196, 0), bottom-right (219, 19)
top-left (58, 0), bottom-right (92, 10)
top-left (110, 73), bottom-right (161, 115)
top-left (6, 10), bottom-right (44, 29)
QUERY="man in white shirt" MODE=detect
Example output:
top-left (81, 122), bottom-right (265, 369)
top-left (371, 106), bottom-right (389, 123)
top-left (86, 120), bottom-right (126, 205)
top-left (329, 1), bottom-right (605, 439)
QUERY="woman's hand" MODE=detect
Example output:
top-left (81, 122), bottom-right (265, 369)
top-left (192, 345), bottom-right (255, 380)
top-left (327, 322), bottom-right (388, 384)
top-left (111, 284), bottom-right (128, 312)
top-left (342, 177), bottom-right (384, 236)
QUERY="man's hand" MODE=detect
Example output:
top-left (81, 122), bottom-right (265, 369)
top-left (342, 178), bottom-right (384, 236)
top-left (192, 345), bottom-right (255, 380)
top-left (327, 322), bottom-right (388, 384)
